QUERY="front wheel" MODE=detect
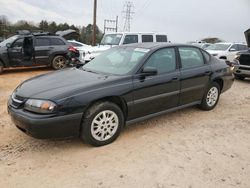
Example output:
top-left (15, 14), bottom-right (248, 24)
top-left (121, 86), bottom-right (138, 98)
top-left (51, 56), bottom-right (67, 70)
top-left (80, 102), bottom-right (124, 147)
top-left (199, 82), bottom-right (221, 111)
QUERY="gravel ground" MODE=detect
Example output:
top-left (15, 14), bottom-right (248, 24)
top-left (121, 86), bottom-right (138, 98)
top-left (0, 68), bottom-right (250, 188)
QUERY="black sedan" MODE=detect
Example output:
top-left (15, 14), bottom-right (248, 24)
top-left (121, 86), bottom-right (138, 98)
top-left (8, 43), bottom-right (234, 146)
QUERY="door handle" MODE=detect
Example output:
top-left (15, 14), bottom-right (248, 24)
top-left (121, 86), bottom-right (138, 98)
top-left (204, 71), bottom-right (211, 75)
top-left (171, 77), bottom-right (179, 81)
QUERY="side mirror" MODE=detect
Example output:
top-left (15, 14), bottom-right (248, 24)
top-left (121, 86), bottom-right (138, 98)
top-left (229, 48), bottom-right (236, 52)
top-left (141, 67), bottom-right (157, 76)
top-left (6, 43), bottom-right (11, 48)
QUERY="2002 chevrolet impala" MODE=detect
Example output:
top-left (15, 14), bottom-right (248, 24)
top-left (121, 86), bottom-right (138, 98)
top-left (8, 43), bottom-right (234, 146)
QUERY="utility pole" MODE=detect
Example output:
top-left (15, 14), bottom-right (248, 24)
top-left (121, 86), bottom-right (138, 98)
top-left (92, 0), bottom-right (97, 46)
top-left (122, 1), bottom-right (134, 32)
top-left (103, 16), bottom-right (118, 34)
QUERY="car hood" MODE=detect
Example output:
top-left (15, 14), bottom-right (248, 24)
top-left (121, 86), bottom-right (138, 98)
top-left (244, 28), bottom-right (250, 47)
top-left (206, 50), bottom-right (225, 55)
top-left (91, 45), bottom-right (113, 53)
top-left (15, 68), bottom-right (119, 100)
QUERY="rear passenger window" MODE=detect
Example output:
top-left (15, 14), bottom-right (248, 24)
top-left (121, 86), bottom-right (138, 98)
top-left (179, 47), bottom-right (205, 69)
top-left (142, 35), bottom-right (153, 42)
top-left (35, 38), bottom-right (50, 46)
top-left (123, 35), bottom-right (138, 44)
top-left (50, 38), bottom-right (65, 45)
top-left (144, 48), bottom-right (176, 74)
top-left (156, 35), bottom-right (167, 42)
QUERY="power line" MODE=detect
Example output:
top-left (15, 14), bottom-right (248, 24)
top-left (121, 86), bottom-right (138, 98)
top-left (122, 1), bottom-right (134, 32)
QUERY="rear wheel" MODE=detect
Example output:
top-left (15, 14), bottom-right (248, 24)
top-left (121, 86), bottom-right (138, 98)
top-left (234, 75), bottom-right (245, 80)
top-left (52, 56), bottom-right (67, 70)
top-left (0, 61), bottom-right (4, 74)
top-left (80, 102), bottom-right (124, 147)
top-left (199, 82), bottom-right (220, 111)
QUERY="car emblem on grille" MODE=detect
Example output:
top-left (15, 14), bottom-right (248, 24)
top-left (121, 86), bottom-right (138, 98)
top-left (11, 93), bottom-right (23, 104)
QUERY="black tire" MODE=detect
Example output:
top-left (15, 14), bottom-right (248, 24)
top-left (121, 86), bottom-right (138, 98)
top-left (0, 61), bottom-right (4, 74)
top-left (199, 82), bottom-right (221, 111)
top-left (234, 75), bottom-right (245, 80)
top-left (80, 101), bottom-right (124, 147)
top-left (51, 56), bottom-right (67, 70)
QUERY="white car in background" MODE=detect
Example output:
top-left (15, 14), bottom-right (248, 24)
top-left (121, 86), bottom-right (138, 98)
top-left (206, 42), bottom-right (248, 62)
top-left (68, 40), bottom-right (94, 62)
top-left (90, 32), bottom-right (168, 58)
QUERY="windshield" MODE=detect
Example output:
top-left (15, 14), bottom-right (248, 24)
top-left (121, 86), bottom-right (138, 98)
top-left (83, 47), bottom-right (149, 75)
top-left (0, 35), bottom-right (19, 47)
top-left (100, 34), bottom-right (122, 45)
top-left (206, 43), bottom-right (231, 51)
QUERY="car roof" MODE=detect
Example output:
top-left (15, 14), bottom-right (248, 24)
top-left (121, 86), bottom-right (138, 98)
top-left (119, 42), bottom-right (198, 50)
top-left (216, 42), bottom-right (246, 45)
top-left (105, 32), bottom-right (167, 35)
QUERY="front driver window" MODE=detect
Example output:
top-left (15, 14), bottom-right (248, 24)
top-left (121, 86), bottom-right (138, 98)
top-left (123, 35), bottom-right (138, 44)
top-left (12, 38), bottom-right (24, 48)
top-left (144, 48), bottom-right (176, 74)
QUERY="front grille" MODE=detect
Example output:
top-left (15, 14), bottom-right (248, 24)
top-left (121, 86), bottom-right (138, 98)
top-left (11, 93), bottom-right (25, 108)
top-left (239, 54), bottom-right (250, 66)
top-left (239, 67), bottom-right (250, 71)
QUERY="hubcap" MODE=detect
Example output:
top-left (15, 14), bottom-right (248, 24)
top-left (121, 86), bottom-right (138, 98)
top-left (206, 87), bottom-right (219, 107)
top-left (91, 110), bottom-right (119, 141)
top-left (55, 57), bottom-right (66, 69)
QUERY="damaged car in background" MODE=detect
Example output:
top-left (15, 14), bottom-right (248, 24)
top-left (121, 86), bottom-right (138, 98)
top-left (233, 28), bottom-right (250, 80)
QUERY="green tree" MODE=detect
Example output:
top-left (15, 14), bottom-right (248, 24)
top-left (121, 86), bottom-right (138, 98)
top-left (39, 20), bottom-right (49, 31)
top-left (48, 21), bottom-right (57, 33)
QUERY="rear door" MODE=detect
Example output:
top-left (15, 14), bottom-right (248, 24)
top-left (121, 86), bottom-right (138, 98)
top-left (34, 37), bottom-right (50, 64)
top-left (131, 47), bottom-right (180, 119)
top-left (178, 47), bottom-right (211, 105)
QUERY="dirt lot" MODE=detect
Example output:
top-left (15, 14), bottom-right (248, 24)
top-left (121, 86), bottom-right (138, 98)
top-left (0, 68), bottom-right (250, 188)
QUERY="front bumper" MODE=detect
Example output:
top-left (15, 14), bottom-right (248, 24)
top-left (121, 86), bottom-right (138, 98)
top-left (8, 105), bottom-right (83, 139)
top-left (234, 65), bottom-right (250, 77)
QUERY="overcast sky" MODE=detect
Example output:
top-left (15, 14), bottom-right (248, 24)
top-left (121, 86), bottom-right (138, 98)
top-left (0, 0), bottom-right (249, 42)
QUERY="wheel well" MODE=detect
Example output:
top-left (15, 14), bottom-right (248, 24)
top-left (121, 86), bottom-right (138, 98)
top-left (219, 56), bottom-right (227, 60)
top-left (86, 96), bottom-right (128, 119)
top-left (213, 79), bottom-right (223, 91)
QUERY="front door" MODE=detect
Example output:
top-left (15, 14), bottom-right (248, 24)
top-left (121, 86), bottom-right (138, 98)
top-left (130, 47), bottom-right (180, 120)
top-left (8, 38), bottom-right (24, 66)
top-left (178, 47), bottom-right (211, 105)
top-left (8, 37), bottom-right (34, 66)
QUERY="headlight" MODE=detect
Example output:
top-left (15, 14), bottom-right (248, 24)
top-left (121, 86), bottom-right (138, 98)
top-left (24, 99), bottom-right (57, 114)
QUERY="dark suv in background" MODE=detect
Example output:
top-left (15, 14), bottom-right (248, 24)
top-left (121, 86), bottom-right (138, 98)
top-left (234, 29), bottom-right (250, 80)
top-left (0, 31), bottom-right (70, 74)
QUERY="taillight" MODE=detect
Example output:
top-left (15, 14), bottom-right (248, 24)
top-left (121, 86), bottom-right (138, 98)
top-left (68, 46), bottom-right (78, 53)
